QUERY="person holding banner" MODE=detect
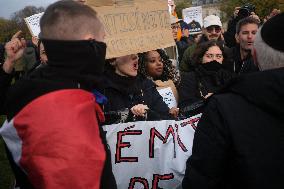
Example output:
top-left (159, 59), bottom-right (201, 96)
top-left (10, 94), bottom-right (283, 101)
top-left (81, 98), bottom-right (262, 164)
top-left (0, 1), bottom-right (116, 189)
top-left (102, 54), bottom-right (172, 124)
top-left (138, 49), bottom-right (180, 118)
top-left (182, 13), bottom-right (284, 189)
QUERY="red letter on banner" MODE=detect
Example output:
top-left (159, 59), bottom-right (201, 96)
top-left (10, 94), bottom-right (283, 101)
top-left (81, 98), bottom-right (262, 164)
top-left (149, 125), bottom-right (176, 158)
top-left (174, 124), bottom-right (188, 152)
top-left (152, 173), bottom-right (174, 189)
top-left (128, 177), bottom-right (149, 189)
top-left (116, 130), bottom-right (142, 163)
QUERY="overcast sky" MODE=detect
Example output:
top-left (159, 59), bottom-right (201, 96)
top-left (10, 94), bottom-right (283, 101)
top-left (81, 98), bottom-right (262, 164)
top-left (0, 0), bottom-right (57, 19)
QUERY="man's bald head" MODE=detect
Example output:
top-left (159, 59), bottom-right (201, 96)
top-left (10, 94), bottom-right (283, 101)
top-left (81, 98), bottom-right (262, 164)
top-left (40, 0), bottom-right (104, 40)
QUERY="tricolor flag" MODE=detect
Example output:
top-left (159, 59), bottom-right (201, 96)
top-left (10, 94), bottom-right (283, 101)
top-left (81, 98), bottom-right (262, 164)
top-left (1, 89), bottom-right (106, 189)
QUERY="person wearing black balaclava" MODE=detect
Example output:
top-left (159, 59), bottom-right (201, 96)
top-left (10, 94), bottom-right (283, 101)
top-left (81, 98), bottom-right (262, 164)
top-left (178, 40), bottom-right (234, 115)
top-left (0, 1), bottom-right (117, 189)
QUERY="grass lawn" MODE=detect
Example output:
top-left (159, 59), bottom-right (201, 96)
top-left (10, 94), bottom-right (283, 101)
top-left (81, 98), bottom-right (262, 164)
top-left (0, 116), bottom-right (14, 189)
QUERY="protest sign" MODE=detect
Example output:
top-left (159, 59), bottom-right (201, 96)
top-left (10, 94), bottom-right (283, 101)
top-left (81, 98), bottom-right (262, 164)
top-left (103, 114), bottom-right (202, 189)
top-left (87, 0), bottom-right (175, 58)
top-left (86, 0), bottom-right (113, 7)
top-left (158, 87), bottom-right (177, 108)
top-left (182, 6), bottom-right (203, 34)
top-left (24, 12), bottom-right (44, 37)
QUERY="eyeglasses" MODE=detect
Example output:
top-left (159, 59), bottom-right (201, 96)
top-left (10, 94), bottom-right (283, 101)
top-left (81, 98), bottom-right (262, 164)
top-left (171, 24), bottom-right (180, 30)
top-left (206, 26), bottom-right (221, 33)
top-left (205, 53), bottom-right (223, 59)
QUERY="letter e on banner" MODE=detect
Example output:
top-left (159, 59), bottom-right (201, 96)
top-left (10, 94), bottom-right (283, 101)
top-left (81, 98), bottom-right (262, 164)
top-left (152, 173), bottom-right (174, 189)
top-left (116, 130), bottom-right (142, 163)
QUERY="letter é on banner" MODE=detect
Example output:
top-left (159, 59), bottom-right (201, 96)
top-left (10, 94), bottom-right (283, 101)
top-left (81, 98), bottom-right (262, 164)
top-left (116, 130), bottom-right (142, 163)
top-left (149, 125), bottom-right (176, 158)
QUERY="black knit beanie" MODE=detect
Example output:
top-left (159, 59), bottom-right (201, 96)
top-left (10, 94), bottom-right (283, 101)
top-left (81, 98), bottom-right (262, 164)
top-left (261, 13), bottom-right (284, 52)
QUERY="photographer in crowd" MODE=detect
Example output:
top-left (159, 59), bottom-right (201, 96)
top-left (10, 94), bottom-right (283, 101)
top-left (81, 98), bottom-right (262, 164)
top-left (224, 3), bottom-right (260, 48)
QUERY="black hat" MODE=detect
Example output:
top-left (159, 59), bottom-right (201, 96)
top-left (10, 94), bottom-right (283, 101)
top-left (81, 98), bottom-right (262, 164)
top-left (188, 20), bottom-right (202, 34)
top-left (261, 13), bottom-right (284, 52)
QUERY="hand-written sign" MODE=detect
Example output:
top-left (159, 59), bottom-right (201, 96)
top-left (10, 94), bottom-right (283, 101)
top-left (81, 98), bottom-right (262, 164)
top-left (89, 0), bottom-right (175, 58)
top-left (24, 12), bottom-right (44, 37)
top-left (158, 87), bottom-right (177, 109)
top-left (182, 6), bottom-right (203, 26)
top-left (103, 115), bottom-right (202, 189)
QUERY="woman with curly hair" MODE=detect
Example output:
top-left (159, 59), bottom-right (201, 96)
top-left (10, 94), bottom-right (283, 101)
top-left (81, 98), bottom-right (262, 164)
top-left (139, 49), bottom-right (180, 86)
top-left (138, 49), bottom-right (180, 118)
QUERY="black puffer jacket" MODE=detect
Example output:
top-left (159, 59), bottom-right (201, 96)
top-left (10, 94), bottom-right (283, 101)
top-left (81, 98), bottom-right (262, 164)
top-left (101, 70), bottom-right (171, 124)
top-left (183, 68), bottom-right (284, 189)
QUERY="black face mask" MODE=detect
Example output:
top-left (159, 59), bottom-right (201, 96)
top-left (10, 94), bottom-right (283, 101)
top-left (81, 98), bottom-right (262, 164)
top-left (199, 60), bottom-right (223, 72)
top-left (89, 40), bottom-right (107, 74)
top-left (41, 39), bottom-right (107, 75)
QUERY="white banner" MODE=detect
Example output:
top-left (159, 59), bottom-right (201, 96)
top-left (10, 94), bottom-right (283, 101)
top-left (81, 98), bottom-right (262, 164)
top-left (24, 12), bottom-right (44, 37)
top-left (103, 114), bottom-right (202, 189)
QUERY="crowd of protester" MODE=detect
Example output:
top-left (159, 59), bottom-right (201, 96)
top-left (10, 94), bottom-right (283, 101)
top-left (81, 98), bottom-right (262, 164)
top-left (0, 0), bottom-right (283, 188)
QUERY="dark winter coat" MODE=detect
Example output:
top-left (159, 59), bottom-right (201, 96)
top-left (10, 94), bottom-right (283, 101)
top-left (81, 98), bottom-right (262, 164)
top-left (0, 64), bottom-right (14, 115)
top-left (178, 63), bottom-right (234, 112)
top-left (226, 45), bottom-right (259, 74)
top-left (182, 68), bottom-right (284, 189)
top-left (176, 36), bottom-right (194, 63)
top-left (1, 39), bottom-right (117, 189)
top-left (101, 70), bottom-right (171, 124)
